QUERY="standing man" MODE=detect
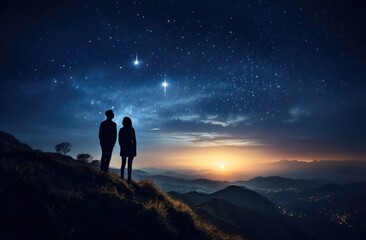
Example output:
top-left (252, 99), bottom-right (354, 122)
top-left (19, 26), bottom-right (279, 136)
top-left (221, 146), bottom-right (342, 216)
top-left (99, 110), bottom-right (117, 173)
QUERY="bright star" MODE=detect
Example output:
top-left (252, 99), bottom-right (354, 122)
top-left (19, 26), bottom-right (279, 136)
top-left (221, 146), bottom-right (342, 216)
top-left (162, 81), bottom-right (168, 88)
top-left (133, 54), bottom-right (140, 66)
top-left (162, 79), bottom-right (168, 96)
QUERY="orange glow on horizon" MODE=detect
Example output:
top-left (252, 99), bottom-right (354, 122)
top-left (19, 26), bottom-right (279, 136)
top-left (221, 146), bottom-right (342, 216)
top-left (108, 145), bottom-right (366, 180)
top-left (109, 146), bottom-right (273, 180)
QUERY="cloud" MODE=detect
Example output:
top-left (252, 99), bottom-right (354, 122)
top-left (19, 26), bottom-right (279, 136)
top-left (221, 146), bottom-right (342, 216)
top-left (149, 113), bottom-right (258, 147)
top-left (285, 106), bottom-right (311, 123)
top-left (173, 114), bottom-right (200, 121)
top-left (201, 114), bottom-right (250, 127)
top-left (150, 131), bottom-right (261, 147)
top-left (191, 133), bottom-right (263, 147)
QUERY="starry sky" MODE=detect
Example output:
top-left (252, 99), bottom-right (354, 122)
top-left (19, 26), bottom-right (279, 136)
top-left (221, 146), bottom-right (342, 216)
top-left (1, 1), bottom-right (366, 174)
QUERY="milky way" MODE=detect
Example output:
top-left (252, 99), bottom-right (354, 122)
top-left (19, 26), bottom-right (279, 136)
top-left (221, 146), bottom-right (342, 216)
top-left (1, 1), bottom-right (365, 162)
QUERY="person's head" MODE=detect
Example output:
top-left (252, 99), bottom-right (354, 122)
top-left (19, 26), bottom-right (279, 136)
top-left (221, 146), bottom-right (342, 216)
top-left (122, 117), bottom-right (132, 128)
top-left (105, 110), bottom-right (114, 120)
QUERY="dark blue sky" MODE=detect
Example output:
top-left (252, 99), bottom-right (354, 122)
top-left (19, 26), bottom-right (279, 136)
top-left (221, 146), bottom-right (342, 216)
top-left (1, 0), bottom-right (365, 167)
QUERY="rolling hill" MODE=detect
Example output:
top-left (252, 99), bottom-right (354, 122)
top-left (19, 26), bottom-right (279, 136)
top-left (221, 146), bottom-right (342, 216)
top-left (0, 131), bottom-right (240, 240)
top-left (169, 187), bottom-right (307, 240)
top-left (211, 186), bottom-right (278, 215)
top-left (170, 185), bottom-right (277, 216)
top-left (196, 198), bottom-right (308, 240)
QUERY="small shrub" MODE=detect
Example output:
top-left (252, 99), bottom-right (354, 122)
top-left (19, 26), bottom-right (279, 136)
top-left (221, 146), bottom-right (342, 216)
top-left (76, 153), bottom-right (93, 163)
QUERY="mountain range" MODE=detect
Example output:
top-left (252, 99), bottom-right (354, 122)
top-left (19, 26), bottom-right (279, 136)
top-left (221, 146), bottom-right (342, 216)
top-left (257, 160), bottom-right (366, 183)
top-left (122, 169), bottom-right (333, 194)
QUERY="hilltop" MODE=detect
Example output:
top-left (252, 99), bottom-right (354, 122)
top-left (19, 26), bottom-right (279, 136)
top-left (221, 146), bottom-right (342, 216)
top-left (0, 131), bottom-right (241, 240)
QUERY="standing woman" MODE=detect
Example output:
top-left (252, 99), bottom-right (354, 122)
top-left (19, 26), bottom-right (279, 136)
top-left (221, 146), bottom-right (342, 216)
top-left (119, 117), bottom-right (137, 183)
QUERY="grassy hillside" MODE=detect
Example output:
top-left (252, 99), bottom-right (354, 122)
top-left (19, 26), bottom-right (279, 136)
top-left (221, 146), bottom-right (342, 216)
top-left (0, 132), bottom-right (242, 240)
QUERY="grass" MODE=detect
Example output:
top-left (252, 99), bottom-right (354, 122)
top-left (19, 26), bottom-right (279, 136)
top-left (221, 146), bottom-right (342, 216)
top-left (0, 149), bottom-right (243, 240)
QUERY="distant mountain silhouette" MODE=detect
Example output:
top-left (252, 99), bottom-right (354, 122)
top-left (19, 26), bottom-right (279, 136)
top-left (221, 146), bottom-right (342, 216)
top-left (190, 178), bottom-right (231, 186)
top-left (237, 176), bottom-right (330, 190)
top-left (261, 160), bottom-right (366, 183)
top-left (196, 198), bottom-right (308, 240)
top-left (170, 187), bottom-right (307, 240)
top-left (132, 169), bottom-right (149, 175)
top-left (260, 180), bottom-right (366, 239)
top-left (170, 185), bottom-right (277, 216)
top-left (314, 182), bottom-right (344, 192)
top-left (302, 181), bottom-right (366, 200)
top-left (169, 191), bottom-right (209, 206)
top-left (121, 171), bottom-right (232, 193)
top-left (0, 131), bottom-right (240, 240)
top-left (211, 185), bottom-right (278, 215)
top-left (161, 170), bottom-right (205, 180)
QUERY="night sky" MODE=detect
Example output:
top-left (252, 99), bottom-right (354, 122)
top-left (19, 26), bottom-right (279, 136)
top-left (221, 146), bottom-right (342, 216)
top-left (1, 1), bottom-right (366, 173)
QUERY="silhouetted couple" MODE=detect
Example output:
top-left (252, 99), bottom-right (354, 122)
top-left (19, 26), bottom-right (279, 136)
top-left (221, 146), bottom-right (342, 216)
top-left (98, 110), bottom-right (136, 183)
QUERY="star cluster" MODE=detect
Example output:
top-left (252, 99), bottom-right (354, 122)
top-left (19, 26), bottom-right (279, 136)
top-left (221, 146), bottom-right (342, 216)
top-left (0, 0), bottom-right (365, 162)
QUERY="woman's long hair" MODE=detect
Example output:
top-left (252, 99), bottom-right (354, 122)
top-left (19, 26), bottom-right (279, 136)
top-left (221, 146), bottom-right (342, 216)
top-left (122, 117), bottom-right (132, 128)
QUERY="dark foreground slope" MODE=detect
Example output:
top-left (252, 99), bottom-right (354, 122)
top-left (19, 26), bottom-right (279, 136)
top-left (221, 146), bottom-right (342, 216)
top-left (0, 131), bottom-right (241, 240)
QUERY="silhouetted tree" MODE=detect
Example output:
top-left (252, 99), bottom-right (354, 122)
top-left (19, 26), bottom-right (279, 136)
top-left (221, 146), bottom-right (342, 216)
top-left (77, 153), bottom-right (93, 163)
top-left (55, 142), bottom-right (72, 155)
